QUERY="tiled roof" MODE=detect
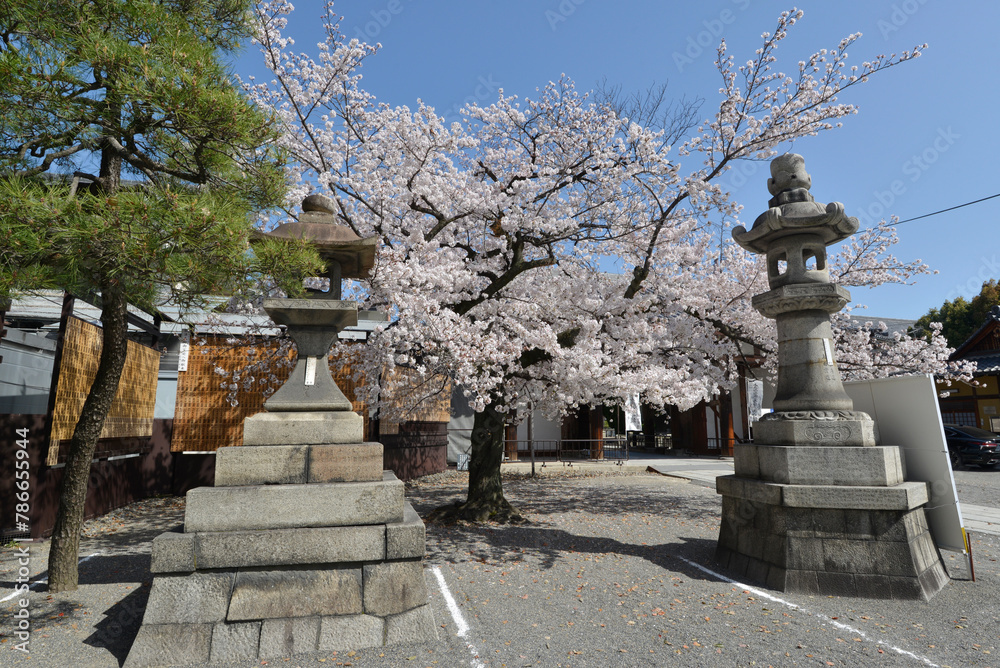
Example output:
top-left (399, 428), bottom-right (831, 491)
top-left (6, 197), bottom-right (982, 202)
top-left (966, 352), bottom-right (1000, 375)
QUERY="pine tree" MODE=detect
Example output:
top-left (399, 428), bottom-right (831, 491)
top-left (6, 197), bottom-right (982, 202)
top-left (0, 0), bottom-right (321, 591)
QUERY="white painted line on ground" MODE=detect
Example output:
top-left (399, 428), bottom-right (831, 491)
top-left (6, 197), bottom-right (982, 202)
top-left (2, 552), bottom-right (101, 602)
top-left (431, 564), bottom-right (485, 668)
top-left (677, 556), bottom-right (939, 668)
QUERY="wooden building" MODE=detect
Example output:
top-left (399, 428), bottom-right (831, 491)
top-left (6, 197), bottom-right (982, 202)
top-left (938, 308), bottom-right (1000, 430)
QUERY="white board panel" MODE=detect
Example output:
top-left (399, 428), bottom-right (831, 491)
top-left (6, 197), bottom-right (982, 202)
top-left (844, 374), bottom-right (966, 553)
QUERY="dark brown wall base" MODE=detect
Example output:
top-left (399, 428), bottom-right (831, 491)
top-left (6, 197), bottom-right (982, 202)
top-left (380, 422), bottom-right (447, 481)
top-left (0, 416), bottom-right (175, 540)
top-left (0, 416), bottom-right (450, 539)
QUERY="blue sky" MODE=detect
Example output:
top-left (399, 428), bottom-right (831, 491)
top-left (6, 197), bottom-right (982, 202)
top-left (235, 0), bottom-right (1000, 321)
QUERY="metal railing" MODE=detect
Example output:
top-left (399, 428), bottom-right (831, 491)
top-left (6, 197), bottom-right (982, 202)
top-left (626, 431), bottom-right (674, 452)
top-left (706, 437), bottom-right (738, 454)
top-left (509, 437), bottom-right (629, 464)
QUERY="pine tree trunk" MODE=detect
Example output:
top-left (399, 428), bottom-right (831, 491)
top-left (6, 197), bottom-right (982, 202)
top-left (47, 283), bottom-right (129, 592)
top-left (457, 404), bottom-right (522, 522)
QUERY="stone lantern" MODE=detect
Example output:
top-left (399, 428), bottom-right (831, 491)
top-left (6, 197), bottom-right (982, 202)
top-left (715, 154), bottom-right (948, 601)
top-left (732, 153), bottom-right (874, 446)
top-left (127, 197), bottom-right (436, 667)
top-left (241, 193), bottom-right (379, 439)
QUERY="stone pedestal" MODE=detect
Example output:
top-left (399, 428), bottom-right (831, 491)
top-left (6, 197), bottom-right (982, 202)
top-left (717, 443), bottom-right (949, 600)
top-left (125, 445), bottom-right (437, 667)
top-left (126, 293), bottom-right (436, 666)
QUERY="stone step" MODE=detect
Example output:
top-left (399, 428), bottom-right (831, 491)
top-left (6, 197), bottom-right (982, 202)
top-left (716, 475), bottom-right (929, 510)
top-left (126, 603), bottom-right (437, 667)
top-left (215, 443), bottom-right (384, 486)
top-left (242, 410), bottom-right (363, 446)
top-left (734, 444), bottom-right (904, 486)
top-left (185, 472), bottom-right (404, 533)
top-left (152, 501), bottom-right (426, 573)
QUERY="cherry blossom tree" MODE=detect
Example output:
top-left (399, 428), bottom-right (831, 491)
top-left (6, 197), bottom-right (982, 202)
top-left (248, 2), bottom-right (962, 520)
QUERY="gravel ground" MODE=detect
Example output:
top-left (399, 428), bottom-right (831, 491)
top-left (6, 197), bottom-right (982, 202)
top-left (951, 467), bottom-right (1000, 507)
top-left (1, 471), bottom-right (998, 668)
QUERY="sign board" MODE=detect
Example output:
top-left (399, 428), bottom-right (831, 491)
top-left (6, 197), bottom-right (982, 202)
top-left (844, 374), bottom-right (966, 553)
top-left (624, 393), bottom-right (643, 432)
top-left (177, 331), bottom-right (190, 372)
top-left (746, 379), bottom-right (764, 421)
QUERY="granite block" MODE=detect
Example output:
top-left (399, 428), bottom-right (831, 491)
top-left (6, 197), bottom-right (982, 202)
top-left (142, 572), bottom-right (234, 625)
top-left (746, 557), bottom-right (770, 584)
top-left (917, 561), bottom-right (949, 599)
top-left (184, 472), bottom-right (404, 532)
top-left (766, 565), bottom-right (787, 591)
top-left (124, 623), bottom-right (213, 668)
top-left (259, 617), bottom-right (321, 657)
top-left (308, 443), bottom-right (383, 483)
top-left (363, 561), bottom-right (429, 617)
top-left (215, 445), bottom-right (308, 486)
top-left (150, 531), bottom-right (195, 574)
top-left (815, 571), bottom-right (857, 597)
top-left (243, 410), bottom-right (363, 446)
top-left (888, 576), bottom-right (922, 600)
top-left (786, 537), bottom-right (824, 570)
top-left (228, 568), bottom-right (363, 620)
top-left (780, 482), bottom-right (928, 510)
top-left (737, 527), bottom-right (764, 560)
top-left (716, 475), bottom-right (783, 505)
top-left (753, 416), bottom-right (875, 447)
top-left (194, 525), bottom-right (385, 569)
top-left (871, 541), bottom-right (917, 577)
top-left (733, 444), bottom-right (760, 478)
top-left (210, 622), bottom-right (261, 664)
top-left (854, 574), bottom-right (893, 599)
top-left (822, 538), bottom-right (875, 573)
top-left (318, 614), bottom-right (385, 651)
top-left (386, 502), bottom-right (426, 559)
top-left (784, 569), bottom-right (820, 594)
top-left (751, 445), bottom-right (903, 486)
top-left (385, 605), bottom-right (438, 646)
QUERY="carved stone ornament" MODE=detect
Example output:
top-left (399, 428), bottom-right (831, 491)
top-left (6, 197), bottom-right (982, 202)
top-left (759, 410), bottom-right (873, 423)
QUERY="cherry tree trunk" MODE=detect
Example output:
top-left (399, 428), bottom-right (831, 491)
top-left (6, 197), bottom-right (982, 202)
top-left (47, 284), bottom-right (129, 592)
top-left (460, 404), bottom-right (521, 522)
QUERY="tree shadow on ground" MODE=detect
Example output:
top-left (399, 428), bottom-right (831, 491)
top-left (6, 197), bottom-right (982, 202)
top-left (412, 473), bottom-right (730, 583)
top-left (427, 521), bottom-right (722, 576)
top-left (411, 474), bottom-right (721, 529)
top-left (77, 553), bottom-right (151, 586)
top-left (80, 518), bottom-right (183, 555)
top-left (84, 584), bottom-right (150, 666)
top-left (0, 553), bottom-right (150, 593)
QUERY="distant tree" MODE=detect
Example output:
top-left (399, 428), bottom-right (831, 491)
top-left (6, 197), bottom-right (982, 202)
top-left (0, 0), bottom-right (321, 592)
top-left (917, 279), bottom-right (1000, 348)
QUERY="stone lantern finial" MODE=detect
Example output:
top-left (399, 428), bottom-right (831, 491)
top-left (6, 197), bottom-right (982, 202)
top-left (767, 152), bottom-right (812, 196)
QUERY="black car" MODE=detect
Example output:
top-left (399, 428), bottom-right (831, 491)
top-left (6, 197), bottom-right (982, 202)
top-left (943, 424), bottom-right (1000, 469)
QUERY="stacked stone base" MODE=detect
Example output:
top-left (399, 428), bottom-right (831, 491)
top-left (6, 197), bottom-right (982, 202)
top-left (126, 441), bottom-right (437, 667)
top-left (716, 442), bottom-right (949, 601)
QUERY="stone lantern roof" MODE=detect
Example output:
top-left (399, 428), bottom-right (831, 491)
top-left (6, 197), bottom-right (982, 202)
top-left (732, 153), bottom-right (859, 255)
top-left (262, 193), bottom-right (377, 279)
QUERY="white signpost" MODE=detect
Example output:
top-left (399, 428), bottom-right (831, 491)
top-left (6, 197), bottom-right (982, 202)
top-left (844, 374), bottom-right (968, 555)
